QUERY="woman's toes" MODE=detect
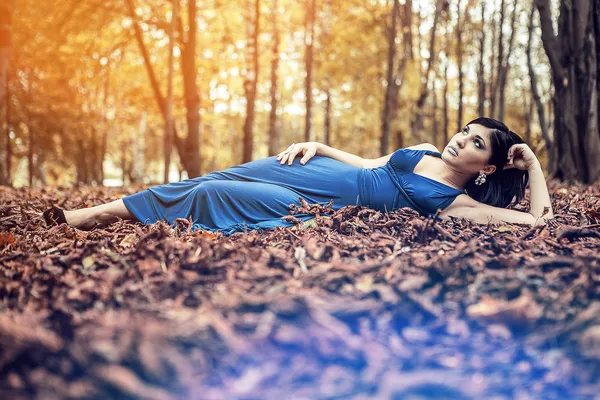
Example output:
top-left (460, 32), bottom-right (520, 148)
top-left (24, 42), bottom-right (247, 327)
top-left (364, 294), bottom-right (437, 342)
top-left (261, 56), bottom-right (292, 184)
top-left (62, 210), bottom-right (74, 225)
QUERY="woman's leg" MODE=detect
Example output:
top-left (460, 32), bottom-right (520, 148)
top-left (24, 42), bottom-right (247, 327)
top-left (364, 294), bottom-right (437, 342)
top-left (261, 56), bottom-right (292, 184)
top-left (122, 179), bottom-right (304, 231)
top-left (63, 199), bottom-right (133, 229)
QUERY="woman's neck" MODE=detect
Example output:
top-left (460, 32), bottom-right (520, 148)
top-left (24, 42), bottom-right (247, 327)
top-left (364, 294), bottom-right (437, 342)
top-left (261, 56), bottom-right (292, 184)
top-left (433, 159), bottom-right (473, 190)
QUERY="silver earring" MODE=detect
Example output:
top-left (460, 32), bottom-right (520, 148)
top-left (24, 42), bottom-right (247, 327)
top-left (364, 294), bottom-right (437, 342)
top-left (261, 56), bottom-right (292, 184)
top-left (475, 172), bottom-right (487, 185)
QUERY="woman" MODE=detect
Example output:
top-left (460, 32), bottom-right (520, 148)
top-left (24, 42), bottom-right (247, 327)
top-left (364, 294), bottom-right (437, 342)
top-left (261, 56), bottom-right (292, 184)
top-left (43, 118), bottom-right (554, 234)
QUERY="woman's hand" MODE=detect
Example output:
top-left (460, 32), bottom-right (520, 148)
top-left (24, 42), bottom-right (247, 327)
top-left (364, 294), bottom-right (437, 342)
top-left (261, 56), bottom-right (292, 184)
top-left (504, 143), bottom-right (540, 171)
top-left (276, 142), bottom-right (319, 165)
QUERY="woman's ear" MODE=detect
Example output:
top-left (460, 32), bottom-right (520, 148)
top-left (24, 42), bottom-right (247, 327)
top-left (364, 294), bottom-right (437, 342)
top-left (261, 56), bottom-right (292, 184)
top-left (483, 164), bottom-right (497, 175)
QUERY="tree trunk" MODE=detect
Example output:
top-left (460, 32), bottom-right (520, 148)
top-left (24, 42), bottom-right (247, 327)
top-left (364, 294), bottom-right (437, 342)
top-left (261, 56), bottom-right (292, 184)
top-left (432, 72), bottom-right (439, 147)
top-left (243, 0), bottom-right (260, 163)
top-left (164, 0), bottom-right (177, 183)
top-left (381, 0), bottom-right (399, 156)
top-left (131, 112), bottom-right (146, 183)
top-left (410, 0), bottom-right (442, 142)
top-left (535, 0), bottom-right (600, 182)
top-left (100, 68), bottom-right (110, 184)
top-left (415, 2), bottom-right (423, 77)
top-left (25, 69), bottom-right (34, 187)
top-left (76, 139), bottom-right (88, 184)
top-left (524, 94), bottom-right (533, 146)
top-left (401, 0), bottom-right (413, 60)
top-left (304, 0), bottom-right (316, 142)
top-left (125, 0), bottom-right (198, 177)
top-left (443, 56), bottom-right (449, 144)
top-left (121, 134), bottom-right (128, 186)
top-left (477, 1), bottom-right (486, 117)
top-left (456, 0), bottom-right (464, 131)
top-left (0, 0), bottom-right (11, 120)
top-left (526, 6), bottom-right (552, 169)
top-left (324, 87), bottom-right (331, 146)
top-left (490, 1), bottom-right (502, 119)
top-left (268, 0), bottom-right (279, 156)
top-left (181, 0), bottom-right (201, 176)
top-left (443, 12), bottom-right (450, 144)
top-left (391, 0), bottom-right (413, 152)
top-left (35, 151), bottom-right (47, 186)
top-left (28, 128), bottom-right (34, 187)
top-left (497, 0), bottom-right (518, 121)
top-left (0, 0), bottom-right (12, 185)
top-left (4, 67), bottom-right (10, 185)
top-left (90, 126), bottom-right (100, 183)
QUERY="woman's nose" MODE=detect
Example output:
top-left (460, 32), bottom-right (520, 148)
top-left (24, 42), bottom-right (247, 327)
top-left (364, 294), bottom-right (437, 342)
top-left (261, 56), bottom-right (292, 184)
top-left (456, 136), bottom-right (466, 148)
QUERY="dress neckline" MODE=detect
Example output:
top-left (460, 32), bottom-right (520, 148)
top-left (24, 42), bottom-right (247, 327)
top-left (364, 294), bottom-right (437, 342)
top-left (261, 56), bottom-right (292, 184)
top-left (409, 149), bottom-right (465, 193)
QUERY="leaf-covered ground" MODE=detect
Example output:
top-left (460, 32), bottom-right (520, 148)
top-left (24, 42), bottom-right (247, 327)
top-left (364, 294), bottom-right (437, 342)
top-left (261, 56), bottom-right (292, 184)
top-left (0, 182), bottom-right (599, 399)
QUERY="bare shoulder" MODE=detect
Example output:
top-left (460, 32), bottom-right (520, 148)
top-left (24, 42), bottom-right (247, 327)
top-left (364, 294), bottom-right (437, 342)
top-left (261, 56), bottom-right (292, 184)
top-left (406, 143), bottom-right (440, 152)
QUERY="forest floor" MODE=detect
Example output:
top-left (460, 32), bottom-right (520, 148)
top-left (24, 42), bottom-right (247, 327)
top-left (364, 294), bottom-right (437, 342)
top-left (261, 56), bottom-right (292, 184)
top-left (0, 182), bottom-right (599, 399)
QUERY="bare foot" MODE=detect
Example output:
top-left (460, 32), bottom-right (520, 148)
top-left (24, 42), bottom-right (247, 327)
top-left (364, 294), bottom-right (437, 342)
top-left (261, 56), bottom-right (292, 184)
top-left (96, 213), bottom-right (119, 225)
top-left (63, 210), bottom-right (97, 230)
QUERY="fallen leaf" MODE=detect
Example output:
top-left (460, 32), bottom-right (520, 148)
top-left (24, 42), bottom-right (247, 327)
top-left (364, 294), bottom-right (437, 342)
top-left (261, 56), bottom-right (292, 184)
top-left (82, 256), bottom-right (95, 269)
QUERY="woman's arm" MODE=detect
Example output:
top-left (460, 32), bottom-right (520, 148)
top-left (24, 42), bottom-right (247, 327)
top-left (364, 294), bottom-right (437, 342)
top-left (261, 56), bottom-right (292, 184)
top-left (277, 141), bottom-right (367, 167)
top-left (440, 194), bottom-right (548, 226)
top-left (278, 142), bottom-right (438, 169)
top-left (526, 161), bottom-right (554, 221)
top-left (316, 143), bottom-right (368, 168)
top-left (441, 144), bottom-right (554, 226)
top-left (361, 143), bottom-right (439, 169)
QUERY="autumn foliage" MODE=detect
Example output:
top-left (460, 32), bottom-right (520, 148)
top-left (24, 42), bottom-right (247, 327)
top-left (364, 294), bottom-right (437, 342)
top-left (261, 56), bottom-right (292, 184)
top-left (0, 183), bottom-right (599, 397)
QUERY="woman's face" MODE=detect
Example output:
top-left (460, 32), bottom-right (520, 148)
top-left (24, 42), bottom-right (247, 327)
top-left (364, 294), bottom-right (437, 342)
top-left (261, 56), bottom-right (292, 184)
top-left (441, 123), bottom-right (497, 175)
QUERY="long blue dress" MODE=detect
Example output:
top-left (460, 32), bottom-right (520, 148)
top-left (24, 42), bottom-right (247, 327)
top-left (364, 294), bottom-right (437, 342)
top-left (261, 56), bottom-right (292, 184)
top-left (122, 148), bottom-right (466, 235)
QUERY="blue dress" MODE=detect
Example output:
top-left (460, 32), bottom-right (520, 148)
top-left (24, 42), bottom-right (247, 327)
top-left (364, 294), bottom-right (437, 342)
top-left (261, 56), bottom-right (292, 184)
top-left (122, 148), bottom-right (466, 235)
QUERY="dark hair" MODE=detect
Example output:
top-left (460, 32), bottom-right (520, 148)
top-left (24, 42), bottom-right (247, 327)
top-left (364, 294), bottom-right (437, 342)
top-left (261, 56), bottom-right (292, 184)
top-left (464, 117), bottom-right (529, 208)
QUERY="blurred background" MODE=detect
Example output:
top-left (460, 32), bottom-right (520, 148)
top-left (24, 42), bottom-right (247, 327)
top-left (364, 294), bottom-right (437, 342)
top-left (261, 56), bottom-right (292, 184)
top-left (0, 0), bottom-right (597, 187)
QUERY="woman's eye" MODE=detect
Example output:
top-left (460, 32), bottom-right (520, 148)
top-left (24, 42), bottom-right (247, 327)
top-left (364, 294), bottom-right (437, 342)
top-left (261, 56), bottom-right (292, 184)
top-left (474, 141), bottom-right (481, 148)
top-left (462, 129), bottom-right (468, 135)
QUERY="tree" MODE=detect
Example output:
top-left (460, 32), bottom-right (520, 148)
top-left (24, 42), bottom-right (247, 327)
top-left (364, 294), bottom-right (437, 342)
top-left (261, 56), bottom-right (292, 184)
top-left (242, 0), bottom-right (260, 163)
top-left (268, 0), bottom-right (280, 156)
top-left (381, 0), bottom-right (399, 156)
top-left (390, 0), bottom-right (413, 153)
top-left (126, 0), bottom-right (201, 178)
top-left (477, 1), bottom-right (486, 117)
top-left (410, 0), bottom-right (442, 141)
top-left (324, 88), bottom-right (331, 145)
top-left (0, 0), bottom-right (11, 116)
top-left (0, 0), bottom-right (13, 185)
top-left (164, 0), bottom-right (178, 183)
top-left (535, 0), bottom-right (600, 182)
top-left (304, 0), bottom-right (316, 142)
top-left (488, 5), bottom-right (497, 118)
top-left (455, 0), bottom-right (464, 131)
top-left (320, 0), bottom-right (334, 147)
top-left (179, 0), bottom-right (201, 176)
top-left (526, 6), bottom-right (551, 167)
top-left (496, 0), bottom-right (518, 121)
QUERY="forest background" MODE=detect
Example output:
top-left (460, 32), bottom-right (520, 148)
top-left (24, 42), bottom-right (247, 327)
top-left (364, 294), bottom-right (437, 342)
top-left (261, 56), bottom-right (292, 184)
top-left (0, 0), bottom-right (598, 188)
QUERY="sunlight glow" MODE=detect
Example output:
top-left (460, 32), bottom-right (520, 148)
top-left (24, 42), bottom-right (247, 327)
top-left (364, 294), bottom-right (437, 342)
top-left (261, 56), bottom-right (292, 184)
top-left (284, 103), bottom-right (303, 115)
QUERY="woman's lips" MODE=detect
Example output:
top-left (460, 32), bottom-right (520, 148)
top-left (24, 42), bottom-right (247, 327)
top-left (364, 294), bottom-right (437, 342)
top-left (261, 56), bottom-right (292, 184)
top-left (448, 146), bottom-right (458, 157)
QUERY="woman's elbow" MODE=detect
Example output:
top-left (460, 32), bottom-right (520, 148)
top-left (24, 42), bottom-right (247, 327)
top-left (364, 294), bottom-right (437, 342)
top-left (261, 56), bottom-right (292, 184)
top-left (360, 158), bottom-right (374, 169)
top-left (530, 212), bottom-right (554, 227)
top-left (532, 217), bottom-right (545, 227)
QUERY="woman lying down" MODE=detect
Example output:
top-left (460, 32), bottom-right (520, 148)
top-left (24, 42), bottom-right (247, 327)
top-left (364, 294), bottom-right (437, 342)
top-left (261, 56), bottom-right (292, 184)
top-left (43, 117), bottom-right (554, 235)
